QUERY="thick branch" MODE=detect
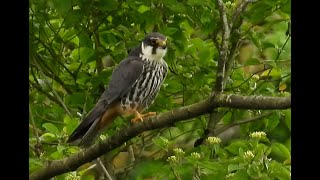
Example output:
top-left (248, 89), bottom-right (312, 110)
top-left (29, 94), bottom-right (290, 180)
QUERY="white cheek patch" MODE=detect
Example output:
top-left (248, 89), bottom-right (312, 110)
top-left (141, 42), bottom-right (167, 62)
top-left (155, 48), bottom-right (167, 59)
top-left (141, 42), bottom-right (153, 57)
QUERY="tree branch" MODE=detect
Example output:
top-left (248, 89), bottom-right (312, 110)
top-left (206, 0), bottom-right (259, 147)
top-left (231, 0), bottom-right (257, 27)
top-left (214, 0), bottom-right (231, 92)
top-left (29, 94), bottom-right (290, 180)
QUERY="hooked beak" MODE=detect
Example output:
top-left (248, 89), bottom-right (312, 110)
top-left (156, 38), bottom-right (167, 47)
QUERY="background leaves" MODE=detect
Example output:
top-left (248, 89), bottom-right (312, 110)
top-left (29, 0), bottom-right (291, 179)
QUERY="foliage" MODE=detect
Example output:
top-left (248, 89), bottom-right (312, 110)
top-left (29, 0), bottom-right (291, 179)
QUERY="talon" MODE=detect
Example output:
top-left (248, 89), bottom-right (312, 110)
top-left (144, 112), bottom-right (156, 117)
top-left (130, 111), bottom-right (157, 123)
top-left (131, 115), bottom-right (143, 123)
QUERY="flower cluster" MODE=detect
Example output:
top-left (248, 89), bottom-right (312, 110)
top-left (226, 173), bottom-right (235, 178)
top-left (244, 150), bottom-right (255, 161)
top-left (206, 136), bottom-right (222, 145)
top-left (173, 148), bottom-right (185, 157)
top-left (249, 131), bottom-right (267, 139)
top-left (167, 155), bottom-right (179, 164)
top-left (191, 152), bottom-right (201, 160)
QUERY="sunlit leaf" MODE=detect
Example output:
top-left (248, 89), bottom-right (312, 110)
top-left (42, 123), bottom-right (59, 134)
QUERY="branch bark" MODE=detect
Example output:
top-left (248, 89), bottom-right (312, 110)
top-left (206, 0), bottom-right (259, 146)
top-left (214, 0), bottom-right (230, 92)
top-left (29, 94), bottom-right (290, 180)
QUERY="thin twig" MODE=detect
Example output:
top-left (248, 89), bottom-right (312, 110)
top-left (29, 107), bottom-right (42, 157)
top-left (96, 158), bottom-right (113, 180)
top-left (29, 124), bottom-right (43, 135)
top-left (215, 112), bottom-right (273, 135)
top-left (171, 167), bottom-right (182, 180)
top-left (215, 0), bottom-right (231, 92)
top-left (128, 145), bottom-right (135, 164)
top-left (231, 0), bottom-right (258, 27)
top-left (29, 108), bottom-right (40, 144)
top-left (30, 81), bottom-right (63, 107)
top-left (32, 58), bottom-right (72, 117)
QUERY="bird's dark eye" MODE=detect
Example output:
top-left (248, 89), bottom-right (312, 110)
top-left (151, 39), bottom-right (157, 44)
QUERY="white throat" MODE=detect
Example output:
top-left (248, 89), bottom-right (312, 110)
top-left (141, 42), bottom-right (167, 62)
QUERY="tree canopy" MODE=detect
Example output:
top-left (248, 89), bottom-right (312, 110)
top-left (29, 0), bottom-right (291, 179)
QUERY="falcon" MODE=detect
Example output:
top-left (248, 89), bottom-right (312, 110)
top-left (67, 32), bottom-right (168, 147)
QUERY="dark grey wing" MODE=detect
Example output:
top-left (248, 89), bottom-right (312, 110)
top-left (103, 56), bottom-right (144, 103)
top-left (67, 57), bottom-right (144, 143)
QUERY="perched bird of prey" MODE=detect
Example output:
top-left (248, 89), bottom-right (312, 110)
top-left (67, 32), bottom-right (168, 147)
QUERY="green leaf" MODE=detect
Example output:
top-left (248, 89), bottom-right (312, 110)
top-left (137, 5), bottom-right (150, 13)
top-left (42, 123), bottom-right (59, 134)
top-left (261, 68), bottom-right (281, 79)
top-left (229, 169), bottom-right (249, 179)
top-left (64, 115), bottom-right (80, 136)
top-left (71, 47), bottom-right (94, 62)
top-left (248, 31), bottom-right (262, 49)
top-left (262, 42), bottom-right (276, 49)
top-left (75, 72), bottom-right (90, 86)
top-left (79, 174), bottom-right (95, 180)
top-left (50, 150), bottom-right (63, 159)
top-left (280, 0), bottom-right (290, 14)
top-left (163, 0), bottom-right (186, 13)
top-left (198, 161), bottom-right (227, 178)
top-left (264, 60), bottom-right (277, 68)
top-left (245, 58), bottom-right (261, 65)
top-left (152, 136), bottom-right (169, 150)
top-left (222, 111), bottom-right (232, 124)
top-left (39, 133), bottom-right (57, 142)
top-left (179, 21), bottom-right (193, 37)
top-left (225, 140), bottom-right (250, 155)
top-left (283, 110), bottom-right (291, 131)
top-left (269, 161), bottom-right (291, 180)
top-left (98, 0), bottom-right (118, 11)
top-left (66, 146), bottom-right (80, 154)
top-left (164, 27), bottom-right (178, 35)
top-left (265, 113), bottom-right (280, 131)
top-left (57, 144), bottom-right (66, 153)
top-left (127, 160), bottom-right (166, 178)
top-left (52, 0), bottom-right (72, 14)
top-left (29, 158), bottom-right (44, 173)
top-left (270, 143), bottom-right (291, 161)
top-left (228, 164), bottom-right (243, 173)
top-left (99, 32), bottom-right (119, 47)
top-left (247, 164), bottom-right (262, 179)
top-left (255, 143), bottom-right (270, 157)
top-left (199, 48), bottom-right (212, 63)
top-left (187, 0), bottom-right (203, 6)
top-left (284, 138), bottom-right (291, 152)
top-left (65, 92), bottom-right (85, 108)
top-left (79, 33), bottom-right (93, 48)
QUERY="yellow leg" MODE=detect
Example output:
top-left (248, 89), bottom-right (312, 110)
top-left (131, 111), bottom-right (157, 123)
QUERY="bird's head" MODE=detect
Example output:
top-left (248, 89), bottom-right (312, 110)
top-left (141, 32), bottom-right (167, 62)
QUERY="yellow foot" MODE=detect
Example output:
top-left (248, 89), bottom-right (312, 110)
top-left (131, 113), bottom-right (143, 123)
top-left (131, 112), bottom-right (157, 123)
top-left (142, 112), bottom-right (157, 117)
